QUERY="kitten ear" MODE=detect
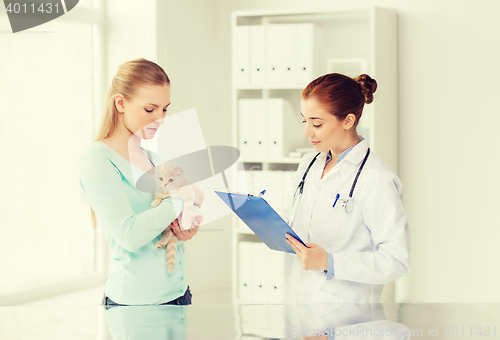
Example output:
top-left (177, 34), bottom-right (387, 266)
top-left (174, 165), bottom-right (183, 176)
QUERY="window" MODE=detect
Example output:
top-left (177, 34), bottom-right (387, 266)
top-left (0, 1), bottom-right (106, 303)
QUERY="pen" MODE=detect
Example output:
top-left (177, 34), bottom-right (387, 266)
top-left (332, 193), bottom-right (340, 207)
top-left (258, 189), bottom-right (266, 197)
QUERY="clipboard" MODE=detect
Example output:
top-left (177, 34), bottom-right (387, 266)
top-left (215, 191), bottom-right (308, 253)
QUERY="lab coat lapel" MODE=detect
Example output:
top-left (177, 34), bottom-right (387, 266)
top-left (342, 138), bottom-right (370, 166)
top-left (318, 151), bottom-right (345, 184)
top-left (296, 151), bottom-right (327, 241)
top-left (304, 151), bottom-right (328, 189)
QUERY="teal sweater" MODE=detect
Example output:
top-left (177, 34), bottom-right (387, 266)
top-left (79, 141), bottom-right (187, 305)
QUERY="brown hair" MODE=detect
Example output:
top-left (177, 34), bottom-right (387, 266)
top-left (89, 58), bottom-right (170, 228)
top-left (302, 73), bottom-right (377, 128)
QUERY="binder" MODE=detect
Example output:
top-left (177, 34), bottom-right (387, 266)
top-left (239, 97), bottom-right (310, 160)
top-left (267, 98), bottom-right (284, 159)
top-left (252, 242), bottom-right (270, 302)
top-left (234, 25), bottom-right (250, 87)
top-left (267, 98), bottom-right (290, 159)
top-left (238, 99), bottom-right (254, 159)
top-left (296, 23), bottom-right (314, 84)
top-left (267, 98), bottom-right (308, 159)
top-left (296, 23), bottom-right (325, 85)
top-left (238, 99), bottom-right (267, 160)
top-left (266, 24), bottom-right (296, 85)
top-left (280, 24), bottom-right (296, 84)
top-left (238, 242), bottom-right (254, 302)
top-left (250, 25), bottom-right (266, 86)
top-left (265, 24), bottom-right (282, 84)
top-left (239, 241), bottom-right (285, 304)
top-left (215, 191), bottom-right (307, 253)
top-left (266, 248), bottom-right (285, 303)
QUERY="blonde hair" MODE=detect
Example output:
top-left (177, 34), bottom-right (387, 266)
top-left (89, 58), bottom-right (170, 228)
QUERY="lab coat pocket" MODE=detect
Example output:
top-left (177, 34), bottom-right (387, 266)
top-left (315, 287), bottom-right (354, 304)
top-left (320, 278), bottom-right (371, 303)
top-left (309, 193), bottom-right (356, 249)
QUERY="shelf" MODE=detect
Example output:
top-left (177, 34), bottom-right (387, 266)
top-left (232, 7), bottom-right (373, 19)
top-left (237, 230), bottom-right (254, 235)
top-left (236, 230), bottom-right (261, 239)
top-left (241, 157), bottom-right (302, 164)
top-left (236, 84), bottom-right (307, 90)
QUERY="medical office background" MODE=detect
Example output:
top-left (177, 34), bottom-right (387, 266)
top-left (0, 0), bottom-right (499, 307)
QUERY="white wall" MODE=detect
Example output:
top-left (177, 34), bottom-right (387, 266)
top-left (106, 0), bottom-right (158, 81)
top-left (161, 0), bottom-right (233, 299)
top-left (175, 0), bottom-right (500, 303)
top-left (394, 0), bottom-right (500, 303)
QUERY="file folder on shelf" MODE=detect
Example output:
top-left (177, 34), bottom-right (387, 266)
top-left (267, 98), bottom-right (303, 159)
top-left (279, 24), bottom-right (296, 84)
top-left (215, 191), bottom-right (307, 253)
top-left (238, 242), bottom-right (254, 302)
top-left (238, 99), bottom-right (267, 160)
top-left (250, 25), bottom-right (266, 86)
top-left (252, 242), bottom-right (269, 302)
top-left (265, 24), bottom-right (283, 84)
top-left (234, 25), bottom-right (251, 86)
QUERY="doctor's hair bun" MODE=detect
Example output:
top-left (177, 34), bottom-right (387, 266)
top-left (353, 74), bottom-right (377, 104)
top-left (302, 73), bottom-right (375, 129)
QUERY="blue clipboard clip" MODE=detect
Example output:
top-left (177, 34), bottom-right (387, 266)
top-left (215, 191), bottom-right (307, 253)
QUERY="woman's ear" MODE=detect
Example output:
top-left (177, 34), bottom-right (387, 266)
top-left (344, 113), bottom-right (357, 130)
top-left (115, 94), bottom-right (125, 113)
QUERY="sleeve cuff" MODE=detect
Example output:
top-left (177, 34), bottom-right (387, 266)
top-left (325, 253), bottom-right (335, 280)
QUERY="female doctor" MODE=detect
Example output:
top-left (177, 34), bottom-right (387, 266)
top-left (283, 73), bottom-right (410, 303)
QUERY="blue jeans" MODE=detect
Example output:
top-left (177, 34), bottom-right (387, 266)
top-left (102, 286), bottom-right (192, 309)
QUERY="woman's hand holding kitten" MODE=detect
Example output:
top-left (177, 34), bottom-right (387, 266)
top-left (171, 219), bottom-right (198, 241)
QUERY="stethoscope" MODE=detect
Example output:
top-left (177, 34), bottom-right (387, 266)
top-left (288, 148), bottom-right (370, 225)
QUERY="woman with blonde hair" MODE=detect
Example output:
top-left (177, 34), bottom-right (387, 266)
top-left (79, 58), bottom-right (203, 308)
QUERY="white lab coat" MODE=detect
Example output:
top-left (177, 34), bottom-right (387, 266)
top-left (282, 138), bottom-right (410, 303)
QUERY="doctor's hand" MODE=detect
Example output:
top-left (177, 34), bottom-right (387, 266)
top-left (286, 234), bottom-right (328, 271)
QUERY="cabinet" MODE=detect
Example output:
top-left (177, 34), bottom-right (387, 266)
top-left (230, 7), bottom-right (398, 305)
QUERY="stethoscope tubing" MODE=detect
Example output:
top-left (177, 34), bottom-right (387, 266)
top-left (294, 148), bottom-right (371, 215)
top-left (348, 148), bottom-right (370, 199)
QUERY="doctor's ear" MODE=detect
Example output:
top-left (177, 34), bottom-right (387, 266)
top-left (343, 113), bottom-right (357, 130)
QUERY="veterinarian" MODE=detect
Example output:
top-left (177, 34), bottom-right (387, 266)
top-left (79, 58), bottom-right (203, 308)
top-left (283, 73), bottom-right (410, 303)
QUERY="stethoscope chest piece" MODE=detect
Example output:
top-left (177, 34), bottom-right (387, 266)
top-left (342, 199), bottom-right (354, 214)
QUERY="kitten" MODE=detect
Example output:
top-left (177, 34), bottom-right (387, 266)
top-left (151, 163), bottom-right (201, 273)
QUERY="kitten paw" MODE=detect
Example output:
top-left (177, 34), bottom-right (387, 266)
top-left (151, 198), bottom-right (163, 207)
